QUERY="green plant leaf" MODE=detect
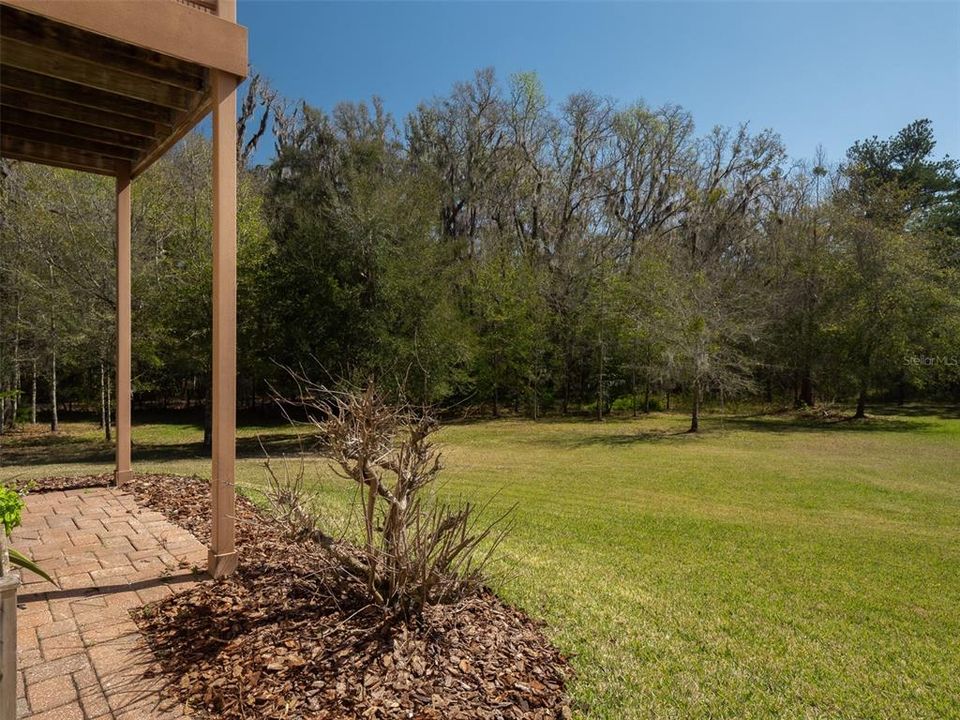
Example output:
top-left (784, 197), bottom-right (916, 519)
top-left (8, 548), bottom-right (57, 586)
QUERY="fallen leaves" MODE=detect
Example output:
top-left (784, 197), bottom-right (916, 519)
top-left (26, 473), bottom-right (573, 720)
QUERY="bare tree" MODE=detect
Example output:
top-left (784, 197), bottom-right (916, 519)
top-left (669, 125), bottom-right (785, 431)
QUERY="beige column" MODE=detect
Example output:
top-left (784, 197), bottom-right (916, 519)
top-left (208, 67), bottom-right (239, 579)
top-left (0, 573), bottom-right (20, 720)
top-left (218, 0), bottom-right (236, 22)
top-left (115, 167), bottom-right (132, 486)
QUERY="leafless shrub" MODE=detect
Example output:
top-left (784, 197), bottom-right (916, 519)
top-left (274, 377), bottom-right (513, 617)
top-left (262, 452), bottom-right (323, 544)
top-left (261, 449), bottom-right (371, 584)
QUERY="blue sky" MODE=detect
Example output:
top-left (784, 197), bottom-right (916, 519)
top-left (236, 1), bottom-right (960, 166)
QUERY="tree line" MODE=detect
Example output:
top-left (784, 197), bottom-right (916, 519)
top-left (2, 68), bottom-right (958, 437)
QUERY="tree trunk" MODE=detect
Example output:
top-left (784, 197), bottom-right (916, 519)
top-left (49, 263), bottom-right (59, 433)
top-left (631, 367), bottom-right (637, 418)
top-left (100, 360), bottom-right (108, 432)
top-left (50, 347), bottom-right (59, 433)
top-left (688, 381), bottom-right (701, 433)
top-left (0, 326), bottom-right (5, 434)
top-left (854, 382), bottom-right (867, 419)
top-left (105, 371), bottom-right (112, 443)
top-left (799, 368), bottom-right (814, 407)
top-left (644, 380), bottom-right (651, 414)
top-left (596, 331), bottom-right (604, 422)
top-left (492, 353), bottom-right (501, 418)
top-left (666, 389), bottom-right (671, 411)
top-left (12, 296), bottom-right (21, 426)
top-left (203, 383), bottom-right (213, 450)
top-left (31, 359), bottom-right (37, 424)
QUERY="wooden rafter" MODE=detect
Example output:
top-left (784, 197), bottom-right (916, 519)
top-left (2, 122), bottom-right (139, 161)
top-left (1, 135), bottom-right (124, 175)
top-left (1, 66), bottom-right (177, 127)
top-left (131, 96), bottom-right (211, 178)
top-left (0, 1), bottom-right (227, 175)
top-left (0, 106), bottom-right (154, 151)
top-left (0, 88), bottom-right (166, 139)
top-left (1, 38), bottom-right (196, 110)
top-left (0, 5), bottom-right (206, 91)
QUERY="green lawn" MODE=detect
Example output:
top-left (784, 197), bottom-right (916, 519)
top-left (3, 407), bottom-right (959, 719)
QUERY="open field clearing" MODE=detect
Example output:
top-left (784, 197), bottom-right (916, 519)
top-left (3, 406), bottom-right (959, 719)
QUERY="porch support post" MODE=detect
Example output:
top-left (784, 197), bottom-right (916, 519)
top-left (208, 67), bottom-right (238, 578)
top-left (115, 166), bottom-right (132, 486)
top-left (0, 573), bottom-right (20, 720)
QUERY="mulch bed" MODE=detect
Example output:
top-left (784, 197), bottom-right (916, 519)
top-left (18, 473), bottom-right (114, 493)
top-left (26, 473), bottom-right (573, 720)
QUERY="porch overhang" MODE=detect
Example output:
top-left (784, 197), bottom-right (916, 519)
top-left (0, 0), bottom-right (247, 178)
top-left (0, 0), bottom-right (246, 579)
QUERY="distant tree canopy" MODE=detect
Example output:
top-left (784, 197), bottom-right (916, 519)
top-left (2, 69), bottom-right (958, 433)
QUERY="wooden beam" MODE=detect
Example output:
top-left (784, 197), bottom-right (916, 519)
top-left (2, 0), bottom-right (248, 79)
top-left (131, 95), bottom-right (210, 178)
top-left (208, 68), bottom-right (238, 579)
top-left (1, 37), bottom-right (195, 110)
top-left (0, 88), bottom-right (165, 139)
top-left (115, 167), bottom-right (132, 487)
top-left (1, 66), bottom-right (176, 127)
top-left (0, 5), bottom-right (206, 91)
top-left (1, 134), bottom-right (122, 175)
top-left (1, 122), bottom-right (139, 161)
top-left (0, 106), bottom-right (153, 151)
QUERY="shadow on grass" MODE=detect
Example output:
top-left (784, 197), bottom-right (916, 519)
top-left (1, 428), bottom-right (313, 468)
top-left (719, 415), bottom-right (927, 434)
top-left (512, 420), bottom-right (704, 448)
top-left (867, 404), bottom-right (960, 420)
top-left (3, 404), bottom-right (952, 468)
top-left (561, 430), bottom-right (696, 448)
top-left (527, 410), bottom-right (938, 449)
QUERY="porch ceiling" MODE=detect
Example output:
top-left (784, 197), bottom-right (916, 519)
top-left (0, 2), bottom-right (243, 178)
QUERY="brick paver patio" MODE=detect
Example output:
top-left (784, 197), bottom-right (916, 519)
top-left (10, 487), bottom-right (207, 719)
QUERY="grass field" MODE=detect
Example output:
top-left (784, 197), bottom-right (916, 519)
top-left (3, 406), bottom-right (959, 719)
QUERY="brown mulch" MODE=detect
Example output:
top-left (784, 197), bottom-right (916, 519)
top-left (26, 473), bottom-right (573, 720)
top-left (16, 473), bottom-right (114, 493)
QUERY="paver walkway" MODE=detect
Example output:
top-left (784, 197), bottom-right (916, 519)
top-left (10, 487), bottom-right (207, 719)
